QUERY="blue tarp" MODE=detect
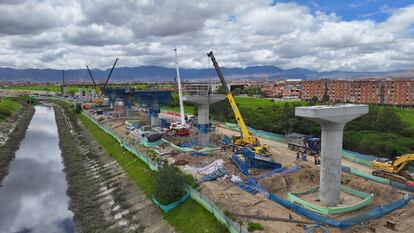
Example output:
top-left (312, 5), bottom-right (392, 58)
top-left (199, 167), bottom-right (227, 183)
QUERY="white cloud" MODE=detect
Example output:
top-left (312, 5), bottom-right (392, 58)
top-left (0, 0), bottom-right (413, 72)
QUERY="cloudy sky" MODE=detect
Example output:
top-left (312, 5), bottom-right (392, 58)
top-left (0, 0), bottom-right (414, 72)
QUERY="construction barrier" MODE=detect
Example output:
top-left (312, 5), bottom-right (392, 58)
top-left (342, 150), bottom-right (380, 167)
top-left (287, 186), bottom-right (373, 215)
top-left (140, 137), bottom-right (165, 147)
top-left (151, 191), bottom-right (190, 213)
top-left (82, 112), bottom-right (160, 171)
top-left (188, 186), bottom-right (247, 233)
top-left (341, 165), bottom-right (414, 192)
top-left (162, 139), bottom-right (220, 153)
top-left (81, 111), bottom-right (247, 233)
top-left (268, 192), bottom-right (411, 229)
top-left (234, 172), bottom-right (412, 228)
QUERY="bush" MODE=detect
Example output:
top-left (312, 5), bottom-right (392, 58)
top-left (74, 103), bottom-right (82, 114)
top-left (248, 222), bottom-right (264, 232)
top-left (153, 165), bottom-right (187, 205)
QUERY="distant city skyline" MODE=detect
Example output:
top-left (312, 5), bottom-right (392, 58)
top-left (0, 1), bottom-right (414, 72)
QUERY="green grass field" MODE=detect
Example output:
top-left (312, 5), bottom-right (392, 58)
top-left (397, 108), bottom-right (414, 128)
top-left (234, 96), bottom-right (302, 107)
top-left (4, 85), bottom-right (80, 93)
top-left (0, 98), bottom-right (20, 122)
top-left (161, 106), bottom-right (196, 114)
top-left (79, 114), bottom-right (227, 233)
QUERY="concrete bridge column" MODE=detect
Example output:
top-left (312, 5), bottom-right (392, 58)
top-left (295, 104), bottom-right (368, 206)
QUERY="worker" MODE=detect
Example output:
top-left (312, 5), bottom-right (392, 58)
top-left (296, 152), bottom-right (300, 161)
top-left (301, 154), bottom-right (307, 161)
top-left (314, 155), bottom-right (318, 165)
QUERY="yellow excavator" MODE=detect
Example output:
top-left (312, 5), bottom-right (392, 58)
top-left (207, 51), bottom-right (270, 156)
top-left (86, 58), bottom-right (119, 105)
top-left (372, 153), bottom-right (414, 182)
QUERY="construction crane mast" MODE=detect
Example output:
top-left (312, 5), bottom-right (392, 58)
top-left (207, 51), bottom-right (270, 155)
top-left (174, 48), bottom-right (186, 126)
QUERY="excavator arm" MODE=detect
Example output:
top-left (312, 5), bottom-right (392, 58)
top-left (207, 51), bottom-right (255, 144)
top-left (372, 153), bottom-right (414, 182)
top-left (392, 154), bottom-right (414, 172)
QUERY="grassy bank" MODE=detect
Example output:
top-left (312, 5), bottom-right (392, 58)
top-left (78, 113), bottom-right (228, 233)
top-left (54, 104), bottom-right (115, 233)
top-left (0, 98), bottom-right (20, 123)
top-left (0, 103), bottom-right (34, 183)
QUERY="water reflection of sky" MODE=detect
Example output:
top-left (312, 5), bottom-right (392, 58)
top-left (0, 106), bottom-right (76, 233)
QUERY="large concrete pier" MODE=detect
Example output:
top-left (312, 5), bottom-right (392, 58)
top-left (295, 104), bottom-right (368, 206)
top-left (183, 95), bottom-right (225, 147)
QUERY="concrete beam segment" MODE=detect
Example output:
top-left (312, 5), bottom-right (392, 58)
top-left (183, 95), bottom-right (225, 147)
top-left (295, 104), bottom-right (368, 206)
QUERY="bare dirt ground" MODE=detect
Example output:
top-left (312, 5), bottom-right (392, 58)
top-left (97, 112), bottom-right (413, 233)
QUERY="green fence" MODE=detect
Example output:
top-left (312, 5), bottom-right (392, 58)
top-left (287, 186), bottom-right (373, 215)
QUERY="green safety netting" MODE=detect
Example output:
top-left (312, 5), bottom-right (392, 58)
top-left (287, 185), bottom-right (373, 215)
top-left (348, 167), bottom-right (390, 185)
top-left (161, 139), bottom-right (220, 153)
top-left (140, 137), bottom-right (165, 147)
top-left (188, 186), bottom-right (246, 233)
top-left (152, 191), bottom-right (190, 213)
top-left (82, 112), bottom-right (160, 171)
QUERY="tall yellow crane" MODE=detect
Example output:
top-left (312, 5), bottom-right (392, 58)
top-left (207, 51), bottom-right (270, 156)
top-left (372, 153), bottom-right (414, 182)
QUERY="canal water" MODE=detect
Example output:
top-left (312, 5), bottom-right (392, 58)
top-left (0, 106), bottom-right (76, 233)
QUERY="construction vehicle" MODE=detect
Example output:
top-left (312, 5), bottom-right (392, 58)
top-left (207, 51), bottom-right (270, 156)
top-left (372, 153), bottom-right (414, 182)
top-left (286, 133), bottom-right (321, 155)
top-left (86, 58), bottom-right (119, 105)
top-left (169, 48), bottom-right (191, 137)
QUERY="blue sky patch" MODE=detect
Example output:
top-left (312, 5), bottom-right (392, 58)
top-left (274, 0), bottom-right (414, 22)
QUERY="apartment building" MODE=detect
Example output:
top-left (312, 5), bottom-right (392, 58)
top-left (302, 79), bottom-right (414, 106)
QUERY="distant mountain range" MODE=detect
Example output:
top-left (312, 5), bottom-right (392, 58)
top-left (0, 65), bottom-right (412, 82)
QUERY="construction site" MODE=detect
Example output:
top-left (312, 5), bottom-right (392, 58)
top-left (59, 50), bottom-right (414, 233)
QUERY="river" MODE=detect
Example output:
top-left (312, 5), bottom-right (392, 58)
top-left (0, 106), bottom-right (76, 233)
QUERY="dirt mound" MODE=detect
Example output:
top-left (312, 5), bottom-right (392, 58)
top-left (260, 165), bottom-right (319, 195)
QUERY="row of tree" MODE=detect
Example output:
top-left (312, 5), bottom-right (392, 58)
top-left (209, 100), bottom-right (414, 159)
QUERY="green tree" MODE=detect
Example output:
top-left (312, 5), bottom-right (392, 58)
top-left (153, 165), bottom-right (187, 205)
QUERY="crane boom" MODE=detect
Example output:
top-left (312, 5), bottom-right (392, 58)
top-left (174, 48), bottom-right (186, 125)
top-left (86, 65), bottom-right (97, 88)
top-left (207, 51), bottom-right (255, 144)
top-left (103, 58), bottom-right (119, 89)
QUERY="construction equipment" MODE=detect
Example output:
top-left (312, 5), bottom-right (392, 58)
top-left (207, 51), bottom-right (270, 156)
top-left (231, 147), bottom-right (281, 176)
top-left (86, 58), bottom-right (119, 105)
top-left (372, 153), bottom-right (414, 182)
top-left (168, 48), bottom-right (191, 136)
top-left (286, 133), bottom-right (321, 155)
